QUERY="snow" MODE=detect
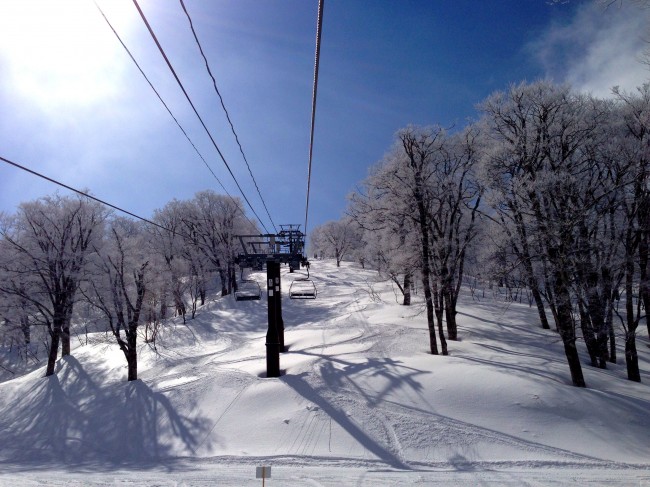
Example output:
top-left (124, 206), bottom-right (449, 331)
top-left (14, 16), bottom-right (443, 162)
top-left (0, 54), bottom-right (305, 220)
top-left (0, 259), bottom-right (649, 486)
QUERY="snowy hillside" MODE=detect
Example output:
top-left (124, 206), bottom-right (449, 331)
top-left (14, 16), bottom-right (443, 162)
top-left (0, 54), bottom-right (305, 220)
top-left (0, 259), bottom-right (649, 486)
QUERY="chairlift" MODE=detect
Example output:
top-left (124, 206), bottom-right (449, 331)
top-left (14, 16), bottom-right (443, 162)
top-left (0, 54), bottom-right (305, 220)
top-left (289, 278), bottom-right (317, 299)
top-left (289, 264), bottom-right (317, 299)
top-left (235, 280), bottom-right (262, 301)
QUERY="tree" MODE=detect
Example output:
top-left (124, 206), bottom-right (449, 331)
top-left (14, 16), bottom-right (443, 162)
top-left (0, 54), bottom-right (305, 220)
top-left (423, 127), bottom-right (483, 340)
top-left (0, 194), bottom-right (106, 377)
top-left (151, 200), bottom-right (190, 323)
top-left (479, 81), bottom-right (611, 387)
top-left (350, 127), bottom-right (451, 354)
top-left (84, 217), bottom-right (149, 381)
top-left (348, 166), bottom-right (419, 306)
top-left (310, 218), bottom-right (358, 267)
top-left (615, 84), bottom-right (650, 341)
top-left (180, 191), bottom-right (254, 297)
top-left (606, 83), bottom-right (650, 380)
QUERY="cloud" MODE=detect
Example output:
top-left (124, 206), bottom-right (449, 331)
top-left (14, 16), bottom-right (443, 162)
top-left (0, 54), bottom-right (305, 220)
top-left (531, 1), bottom-right (650, 97)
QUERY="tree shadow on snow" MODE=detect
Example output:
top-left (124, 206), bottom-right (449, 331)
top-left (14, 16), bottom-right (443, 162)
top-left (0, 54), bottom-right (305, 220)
top-left (282, 371), bottom-right (411, 470)
top-left (282, 350), bottom-right (432, 470)
top-left (0, 356), bottom-right (211, 472)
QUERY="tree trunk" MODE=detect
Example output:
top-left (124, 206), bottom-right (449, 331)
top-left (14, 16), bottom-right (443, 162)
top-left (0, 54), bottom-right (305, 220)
top-left (553, 264), bottom-right (586, 387)
top-left (422, 273), bottom-right (439, 355)
top-left (443, 289), bottom-right (458, 341)
top-left (594, 275), bottom-right (614, 368)
top-left (435, 308), bottom-right (448, 356)
top-left (437, 314), bottom-right (448, 355)
top-left (639, 235), bottom-right (650, 339)
top-left (432, 285), bottom-right (448, 355)
top-left (562, 338), bottom-right (585, 387)
top-left (540, 257), bottom-right (560, 332)
top-left (577, 299), bottom-right (598, 367)
top-left (228, 262), bottom-right (236, 295)
top-left (532, 285), bottom-right (551, 330)
top-left (45, 326), bottom-right (61, 377)
top-left (218, 267), bottom-right (228, 296)
top-left (414, 181), bottom-right (439, 354)
top-left (624, 248), bottom-right (641, 382)
top-left (20, 315), bottom-right (30, 345)
top-left (61, 305), bottom-right (73, 357)
top-left (607, 304), bottom-right (616, 364)
top-left (159, 289), bottom-right (168, 320)
top-left (402, 273), bottom-right (411, 306)
top-left (127, 331), bottom-right (138, 381)
top-left (61, 326), bottom-right (71, 357)
top-left (513, 207), bottom-right (550, 330)
top-left (625, 333), bottom-right (641, 382)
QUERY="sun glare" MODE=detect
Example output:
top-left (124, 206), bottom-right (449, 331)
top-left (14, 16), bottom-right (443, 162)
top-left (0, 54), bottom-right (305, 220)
top-left (0, 0), bottom-right (135, 109)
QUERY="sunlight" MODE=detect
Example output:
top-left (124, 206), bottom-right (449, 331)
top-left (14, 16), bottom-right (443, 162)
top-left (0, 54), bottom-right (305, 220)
top-left (0, 0), bottom-right (136, 109)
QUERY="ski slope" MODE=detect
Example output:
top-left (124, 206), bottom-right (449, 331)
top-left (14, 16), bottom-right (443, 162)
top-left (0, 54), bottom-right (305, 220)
top-left (0, 260), bottom-right (649, 486)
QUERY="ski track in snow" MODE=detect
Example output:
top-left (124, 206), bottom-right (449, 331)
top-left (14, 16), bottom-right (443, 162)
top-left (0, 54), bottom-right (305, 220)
top-left (0, 260), bottom-right (649, 485)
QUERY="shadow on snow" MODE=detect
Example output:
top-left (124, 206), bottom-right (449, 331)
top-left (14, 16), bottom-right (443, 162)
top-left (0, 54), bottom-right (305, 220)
top-left (0, 356), bottom-right (212, 470)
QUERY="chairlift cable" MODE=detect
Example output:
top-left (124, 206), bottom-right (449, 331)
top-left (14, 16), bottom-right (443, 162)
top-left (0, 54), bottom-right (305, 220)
top-left (179, 0), bottom-right (278, 234)
top-left (0, 155), bottom-right (259, 256)
top-left (1, 155), bottom-right (175, 235)
top-left (131, 0), bottom-right (270, 234)
top-left (93, 2), bottom-right (257, 232)
top-left (304, 0), bottom-right (325, 244)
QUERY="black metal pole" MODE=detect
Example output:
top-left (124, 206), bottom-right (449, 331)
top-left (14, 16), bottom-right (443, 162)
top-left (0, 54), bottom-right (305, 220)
top-left (266, 260), bottom-right (281, 377)
top-left (276, 271), bottom-right (285, 352)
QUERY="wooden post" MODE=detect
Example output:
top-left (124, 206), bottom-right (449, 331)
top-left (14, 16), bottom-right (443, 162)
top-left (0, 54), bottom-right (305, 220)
top-left (256, 466), bottom-right (271, 485)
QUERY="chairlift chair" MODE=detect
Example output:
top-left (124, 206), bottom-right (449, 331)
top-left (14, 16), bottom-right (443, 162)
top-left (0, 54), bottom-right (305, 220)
top-left (289, 278), bottom-right (317, 299)
top-left (235, 280), bottom-right (262, 301)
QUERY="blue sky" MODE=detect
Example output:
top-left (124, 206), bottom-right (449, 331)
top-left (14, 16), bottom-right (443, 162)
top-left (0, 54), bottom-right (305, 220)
top-left (0, 0), bottom-right (648, 236)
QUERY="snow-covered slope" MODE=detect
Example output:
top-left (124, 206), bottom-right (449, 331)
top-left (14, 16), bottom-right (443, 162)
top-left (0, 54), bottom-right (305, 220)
top-left (1, 260), bottom-right (649, 486)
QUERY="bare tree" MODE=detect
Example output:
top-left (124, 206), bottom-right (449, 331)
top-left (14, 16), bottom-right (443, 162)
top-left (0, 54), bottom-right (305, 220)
top-left (310, 219), bottom-right (358, 267)
top-left (479, 81), bottom-right (614, 387)
top-left (151, 200), bottom-right (190, 323)
top-left (348, 170), bottom-right (420, 306)
top-left (424, 127), bottom-right (483, 340)
top-left (180, 191), bottom-right (254, 297)
top-left (85, 217), bottom-right (148, 381)
top-left (615, 84), bottom-right (650, 341)
top-left (0, 194), bottom-right (106, 377)
top-left (352, 127), bottom-right (450, 355)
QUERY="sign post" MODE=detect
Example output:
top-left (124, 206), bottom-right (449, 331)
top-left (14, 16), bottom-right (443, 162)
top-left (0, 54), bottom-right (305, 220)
top-left (256, 466), bottom-right (271, 486)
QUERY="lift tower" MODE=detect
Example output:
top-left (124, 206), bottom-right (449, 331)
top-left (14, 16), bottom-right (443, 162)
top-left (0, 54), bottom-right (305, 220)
top-left (235, 225), bottom-right (308, 377)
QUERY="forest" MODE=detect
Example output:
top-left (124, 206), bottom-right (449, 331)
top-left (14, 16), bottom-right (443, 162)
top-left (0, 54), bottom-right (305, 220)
top-left (1, 80), bottom-right (649, 388)
top-left (312, 80), bottom-right (650, 387)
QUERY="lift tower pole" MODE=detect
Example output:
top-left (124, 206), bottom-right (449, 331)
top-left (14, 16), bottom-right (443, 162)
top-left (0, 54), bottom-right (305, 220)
top-left (266, 261), bottom-right (281, 377)
top-left (236, 225), bottom-right (307, 377)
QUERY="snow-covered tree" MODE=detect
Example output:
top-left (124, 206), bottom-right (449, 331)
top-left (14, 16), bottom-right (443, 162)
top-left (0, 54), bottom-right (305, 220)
top-left (310, 218), bottom-right (358, 267)
top-left (0, 194), bottom-right (106, 377)
top-left (607, 83), bottom-right (650, 380)
top-left (180, 191), bottom-right (255, 296)
top-left (478, 81), bottom-right (614, 386)
top-left (84, 217), bottom-right (149, 381)
top-left (151, 200), bottom-right (191, 323)
top-left (349, 163), bottom-right (420, 306)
